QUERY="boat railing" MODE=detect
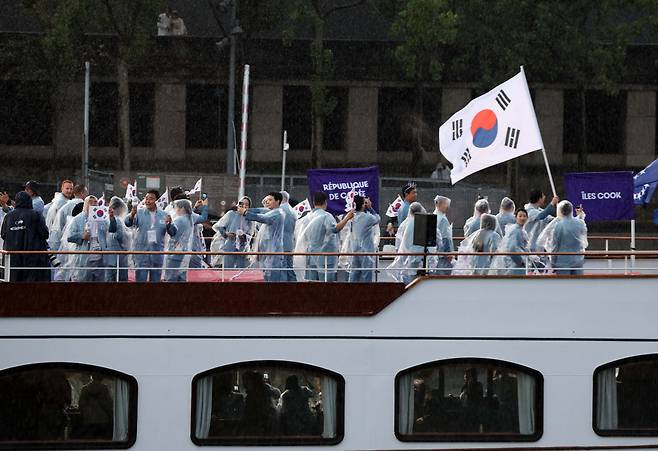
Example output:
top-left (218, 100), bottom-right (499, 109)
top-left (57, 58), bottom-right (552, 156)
top-left (1, 249), bottom-right (658, 283)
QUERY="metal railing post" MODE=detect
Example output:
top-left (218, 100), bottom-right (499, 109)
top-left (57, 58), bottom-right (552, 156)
top-left (324, 255), bottom-right (328, 282)
top-left (116, 255), bottom-right (120, 282)
top-left (525, 253), bottom-right (530, 275)
top-left (221, 256), bottom-right (225, 282)
top-left (624, 256), bottom-right (628, 275)
top-left (375, 251), bottom-right (379, 282)
top-left (3, 254), bottom-right (9, 282)
top-left (605, 240), bottom-right (612, 273)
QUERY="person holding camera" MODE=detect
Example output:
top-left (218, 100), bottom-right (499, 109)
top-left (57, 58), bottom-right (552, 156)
top-left (1, 191), bottom-right (49, 282)
top-left (216, 196), bottom-right (254, 269)
top-left (346, 195), bottom-right (380, 283)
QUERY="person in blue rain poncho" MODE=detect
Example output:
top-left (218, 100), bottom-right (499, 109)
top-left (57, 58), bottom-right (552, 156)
top-left (491, 208), bottom-right (530, 275)
top-left (163, 199), bottom-right (196, 282)
top-left (462, 198), bottom-right (502, 240)
top-left (238, 191), bottom-right (287, 282)
top-left (397, 182), bottom-right (417, 224)
top-left (538, 200), bottom-right (588, 275)
top-left (125, 190), bottom-right (170, 282)
top-left (279, 191), bottom-right (298, 281)
top-left (496, 197), bottom-right (516, 236)
top-left (346, 195), bottom-right (380, 282)
top-left (389, 202), bottom-right (426, 284)
top-left (66, 196), bottom-right (111, 281)
top-left (297, 191), bottom-right (353, 282)
top-left (524, 189), bottom-right (559, 252)
top-left (432, 195), bottom-right (454, 274)
top-left (216, 196), bottom-right (254, 269)
top-left (106, 196), bottom-right (131, 282)
top-left (468, 213), bottom-right (502, 275)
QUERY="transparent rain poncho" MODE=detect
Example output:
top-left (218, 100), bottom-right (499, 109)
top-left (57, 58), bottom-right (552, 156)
top-left (430, 196), bottom-right (454, 272)
top-left (214, 199), bottom-right (254, 269)
top-left (45, 192), bottom-right (70, 250)
top-left (463, 198), bottom-right (490, 238)
top-left (67, 196), bottom-right (109, 282)
top-left (245, 206), bottom-right (285, 281)
top-left (490, 222), bottom-right (531, 275)
top-left (345, 207), bottom-right (380, 282)
top-left (164, 199), bottom-right (196, 282)
top-left (295, 208), bottom-right (341, 281)
top-left (106, 197), bottom-right (131, 281)
top-left (388, 202), bottom-right (426, 284)
top-left (50, 198), bottom-right (84, 252)
top-left (496, 197), bottom-right (516, 236)
top-left (454, 213), bottom-right (501, 275)
top-left (537, 200), bottom-right (588, 272)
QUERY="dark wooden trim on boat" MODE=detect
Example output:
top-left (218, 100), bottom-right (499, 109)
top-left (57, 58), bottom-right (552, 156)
top-left (0, 283), bottom-right (407, 317)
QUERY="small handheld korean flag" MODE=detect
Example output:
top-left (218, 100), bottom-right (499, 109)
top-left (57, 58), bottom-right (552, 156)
top-left (96, 194), bottom-right (105, 207)
top-left (156, 189), bottom-right (169, 210)
top-left (386, 195), bottom-right (404, 218)
top-left (344, 188), bottom-right (357, 212)
top-left (438, 68), bottom-right (544, 184)
top-left (125, 181), bottom-right (137, 200)
top-left (90, 206), bottom-right (109, 222)
top-left (293, 198), bottom-right (311, 219)
top-left (188, 178), bottom-right (202, 195)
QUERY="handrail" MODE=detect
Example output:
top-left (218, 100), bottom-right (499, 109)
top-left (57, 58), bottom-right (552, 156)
top-left (2, 250), bottom-right (658, 257)
top-left (378, 235), bottom-right (658, 241)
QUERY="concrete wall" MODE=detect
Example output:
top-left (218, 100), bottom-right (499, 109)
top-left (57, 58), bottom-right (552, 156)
top-left (625, 90), bottom-right (657, 167)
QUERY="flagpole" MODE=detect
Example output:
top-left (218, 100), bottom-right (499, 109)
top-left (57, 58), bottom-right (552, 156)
top-left (520, 66), bottom-right (557, 197)
top-left (238, 65), bottom-right (250, 200)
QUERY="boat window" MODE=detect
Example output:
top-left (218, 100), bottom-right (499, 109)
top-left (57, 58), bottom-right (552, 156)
top-left (395, 358), bottom-right (543, 442)
top-left (594, 354), bottom-right (658, 436)
top-left (191, 361), bottom-right (344, 446)
top-left (0, 363), bottom-right (137, 449)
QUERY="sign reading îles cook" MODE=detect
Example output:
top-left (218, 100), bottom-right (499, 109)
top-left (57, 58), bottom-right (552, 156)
top-left (307, 166), bottom-right (380, 217)
top-left (564, 171), bottom-right (635, 222)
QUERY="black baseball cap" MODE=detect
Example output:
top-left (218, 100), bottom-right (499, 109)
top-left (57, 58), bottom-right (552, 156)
top-left (23, 180), bottom-right (40, 195)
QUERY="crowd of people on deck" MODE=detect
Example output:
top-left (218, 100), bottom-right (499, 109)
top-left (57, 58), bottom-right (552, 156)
top-left (0, 178), bottom-right (589, 283)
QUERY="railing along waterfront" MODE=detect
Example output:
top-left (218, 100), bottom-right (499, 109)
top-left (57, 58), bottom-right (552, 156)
top-left (2, 248), bottom-right (658, 283)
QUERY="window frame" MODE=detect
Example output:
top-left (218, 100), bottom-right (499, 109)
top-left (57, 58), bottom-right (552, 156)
top-left (190, 360), bottom-right (345, 447)
top-left (0, 362), bottom-right (138, 450)
top-left (394, 357), bottom-right (544, 443)
top-left (593, 353), bottom-right (658, 437)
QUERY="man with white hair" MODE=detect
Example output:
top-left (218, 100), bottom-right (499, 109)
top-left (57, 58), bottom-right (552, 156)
top-left (496, 197), bottom-right (516, 236)
top-left (433, 195), bottom-right (453, 273)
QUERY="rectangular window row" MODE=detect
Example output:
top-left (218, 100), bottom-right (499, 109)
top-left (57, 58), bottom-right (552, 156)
top-left (1, 355), bottom-right (657, 448)
top-left (2, 81), bottom-right (638, 156)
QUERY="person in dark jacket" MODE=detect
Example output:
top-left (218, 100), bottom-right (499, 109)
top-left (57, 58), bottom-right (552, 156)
top-left (0, 191), bottom-right (50, 282)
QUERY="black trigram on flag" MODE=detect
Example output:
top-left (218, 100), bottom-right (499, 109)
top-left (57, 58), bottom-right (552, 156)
top-left (495, 89), bottom-right (511, 110)
top-left (452, 119), bottom-right (463, 140)
top-left (505, 127), bottom-right (520, 149)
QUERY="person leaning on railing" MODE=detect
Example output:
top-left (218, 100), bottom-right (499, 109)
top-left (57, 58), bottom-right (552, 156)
top-left (0, 191), bottom-right (49, 282)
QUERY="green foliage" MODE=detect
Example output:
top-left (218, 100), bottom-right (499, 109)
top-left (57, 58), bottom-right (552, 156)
top-left (390, 0), bottom-right (458, 81)
top-left (91, 0), bottom-right (163, 62)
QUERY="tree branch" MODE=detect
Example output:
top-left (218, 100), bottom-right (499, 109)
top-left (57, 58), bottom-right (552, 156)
top-left (321, 0), bottom-right (366, 19)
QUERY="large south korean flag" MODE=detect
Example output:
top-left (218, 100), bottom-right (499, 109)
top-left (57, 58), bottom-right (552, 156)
top-left (439, 68), bottom-right (544, 184)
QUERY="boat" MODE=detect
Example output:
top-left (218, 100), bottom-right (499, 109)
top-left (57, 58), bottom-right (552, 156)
top-left (2, 273), bottom-right (658, 450)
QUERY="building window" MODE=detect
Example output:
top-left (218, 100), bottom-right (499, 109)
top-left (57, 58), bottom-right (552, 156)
top-left (191, 361), bottom-right (344, 446)
top-left (594, 354), bottom-right (658, 436)
top-left (0, 80), bottom-right (52, 146)
top-left (395, 358), bottom-right (543, 442)
top-left (0, 362), bottom-right (137, 449)
top-left (186, 84), bottom-right (227, 149)
top-left (130, 83), bottom-right (154, 147)
top-left (91, 83), bottom-right (155, 148)
top-left (283, 86), bottom-right (312, 150)
top-left (563, 89), bottom-right (626, 154)
top-left (378, 87), bottom-right (414, 152)
top-left (324, 87), bottom-right (348, 151)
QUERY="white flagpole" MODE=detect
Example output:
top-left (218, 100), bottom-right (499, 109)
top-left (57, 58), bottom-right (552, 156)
top-left (520, 66), bottom-right (557, 197)
top-left (630, 219), bottom-right (636, 271)
top-left (238, 65), bottom-right (250, 200)
top-left (83, 61), bottom-right (90, 189)
top-left (281, 130), bottom-right (288, 191)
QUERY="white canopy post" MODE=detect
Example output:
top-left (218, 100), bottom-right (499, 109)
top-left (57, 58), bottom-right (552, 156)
top-left (238, 65), bottom-right (250, 200)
